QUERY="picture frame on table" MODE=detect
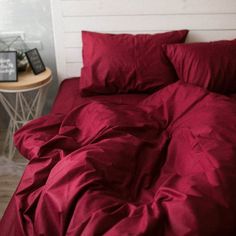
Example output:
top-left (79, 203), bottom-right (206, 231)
top-left (25, 48), bottom-right (46, 75)
top-left (0, 51), bottom-right (18, 82)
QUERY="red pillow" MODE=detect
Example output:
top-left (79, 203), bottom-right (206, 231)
top-left (164, 40), bottom-right (236, 94)
top-left (80, 30), bottom-right (188, 96)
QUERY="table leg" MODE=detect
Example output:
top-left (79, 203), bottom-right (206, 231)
top-left (0, 84), bottom-right (50, 160)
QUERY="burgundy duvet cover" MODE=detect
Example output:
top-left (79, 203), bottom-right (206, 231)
top-left (1, 81), bottom-right (236, 235)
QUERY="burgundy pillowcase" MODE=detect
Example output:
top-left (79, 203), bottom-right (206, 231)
top-left (80, 30), bottom-right (189, 96)
top-left (164, 40), bottom-right (236, 94)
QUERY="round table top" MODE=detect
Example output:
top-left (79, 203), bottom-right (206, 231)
top-left (0, 67), bottom-right (52, 92)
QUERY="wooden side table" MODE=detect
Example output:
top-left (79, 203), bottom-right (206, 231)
top-left (0, 68), bottom-right (52, 160)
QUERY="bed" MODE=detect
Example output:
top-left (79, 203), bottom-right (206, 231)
top-left (1, 30), bottom-right (236, 235)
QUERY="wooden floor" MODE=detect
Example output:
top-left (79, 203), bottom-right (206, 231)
top-left (0, 131), bottom-right (27, 219)
top-left (0, 174), bottom-right (21, 218)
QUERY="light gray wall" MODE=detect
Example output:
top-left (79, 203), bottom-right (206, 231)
top-left (0, 0), bottom-right (58, 128)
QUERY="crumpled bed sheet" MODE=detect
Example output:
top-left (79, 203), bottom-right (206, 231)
top-left (1, 81), bottom-right (236, 235)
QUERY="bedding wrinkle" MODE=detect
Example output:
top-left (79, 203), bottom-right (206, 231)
top-left (1, 82), bottom-right (236, 235)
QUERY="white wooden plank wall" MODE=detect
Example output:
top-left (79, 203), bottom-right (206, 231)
top-left (50, 0), bottom-right (236, 82)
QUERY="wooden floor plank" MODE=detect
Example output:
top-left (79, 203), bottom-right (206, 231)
top-left (0, 130), bottom-right (27, 219)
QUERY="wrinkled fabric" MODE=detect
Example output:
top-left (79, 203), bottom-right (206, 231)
top-left (1, 81), bottom-right (236, 235)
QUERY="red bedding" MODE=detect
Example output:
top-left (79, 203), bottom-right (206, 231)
top-left (1, 81), bottom-right (236, 235)
top-left (51, 77), bottom-right (148, 115)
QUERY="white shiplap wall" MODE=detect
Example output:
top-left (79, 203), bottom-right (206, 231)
top-left (50, 0), bottom-right (236, 82)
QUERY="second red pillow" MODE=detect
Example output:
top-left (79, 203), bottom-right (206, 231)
top-left (164, 39), bottom-right (236, 94)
